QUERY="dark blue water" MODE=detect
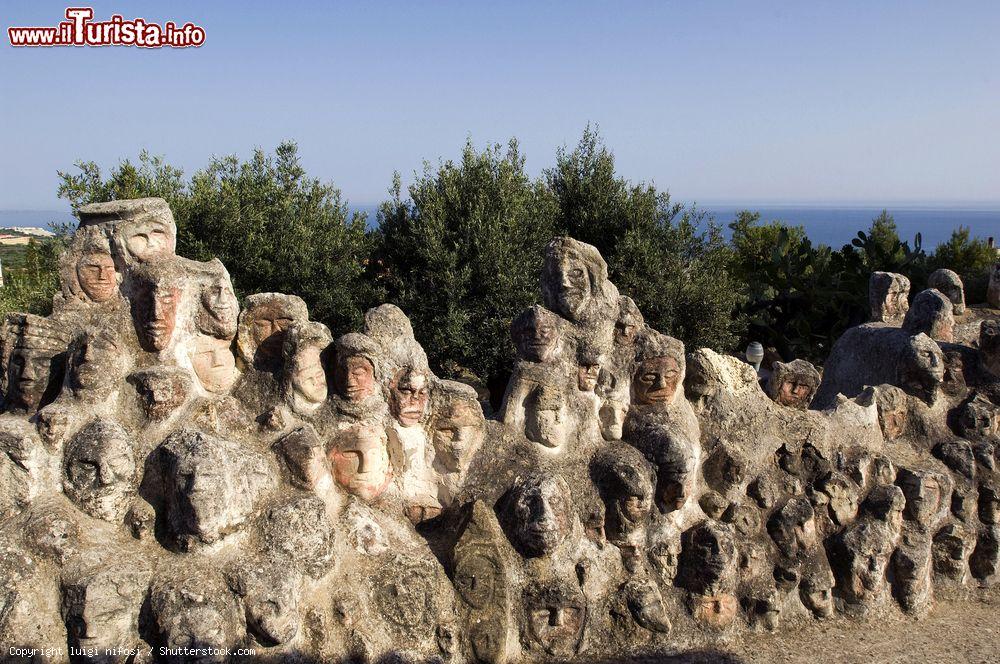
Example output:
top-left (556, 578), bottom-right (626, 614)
top-left (5, 205), bottom-right (998, 251)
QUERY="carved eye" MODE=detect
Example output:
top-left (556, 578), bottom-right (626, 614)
top-left (570, 268), bottom-right (584, 279)
top-left (69, 460), bottom-right (98, 486)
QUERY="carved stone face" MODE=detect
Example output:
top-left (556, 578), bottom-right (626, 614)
top-left (161, 604), bottom-right (229, 663)
top-left (68, 336), bottom-right (121, 395)
top-left (767, 498), bottom-right (818, 559)
top-left (76, 252), bottom-right (117, 303)
top-left (577, 363), bottom-right (600, 392)
top-left (778, 377), bottom-right (813, 408)
top-left (598, 399), bottom-right (628, 441)
top-left (840, 521), bottom-right (896, 602)
top-left (432, 401), bottom-right (484, 472)
top-left (869, 272), bottom-right (910, 323)
top-left (390, 368), bottom-right (430, 427)
top-left (928, 269), bottom-right (965, 315)
top-left (330, 424), bottom-right (391, 501)
top-left (513, 308), bottom-right (560, 362)
top-left (800, 566), bottom-right (835, 618)
top-left (981, 321), bottom-right (1000, 374)
top-left (63, 421), bottom-right (136, 523)
top-left (190, 336), bottom-right (238, 395)
top-left (898, 470), bottom-right (942, 525)
top-left (656, 450), bottom-right (696, 513)
top-left (133, 370), bottom-right (191, 421)
top-left (648, 536), bottom-right (682, 583)
top-left (820, 474), bottom-right (860, 527)
top-left (690, 593), bottom-right (737, 628)
top-left (524, 584), bottom-right (586, 657)
top-left (526, 395), bottom-right (568, 450)
top-left (899, 334), bottom-right (944, 403)
top-left (122, 217), bottom-right (174, 263)
top-left (512, 476), bottom-right (572, 557)
top-left (243, 577), bottom-right (300, 646)
top-left (958, 397), bottom-right (998, 439)
top-left (979, 485), bottom-right (1000, 525)
top-left (933, 522), bottom-right (973, 581)
top-left (337, 355), bottom-right (375, 402)
top-left (197, 277), bottom-right (239, 339)
top-left (133, 282), bottom-right (179, 352)
top-left (250, 303), bottom-right (296, 365)
top-left (63, 566), bottom-right (147, 653)
top-left (291, 345), bottom-right (328, 406)
top-left (626, 580), bottom-right (671, 633)
top-left (7, 348), bottom-right (56, 411)
top-left (633, 356), bottom-right (681, 405)
top-left (552, 251), bottom-right (592, 320)
top-left (876, 386), bottom-right (908, 441)
top-left (684, 522), bottom-right (737, 594)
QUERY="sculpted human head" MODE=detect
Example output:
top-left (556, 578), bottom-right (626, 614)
top-left (928, 268), bottom-right (965, 315)
top-left (389, 367), bottom-right (430, 426)
top-left (596, 371), bottom-right (629, 441)
top-left (869, 271), bottom-right (910, 324)
top-left (509, 473), bottom-right (573, 557)
top-left (511, 305), bottom-right (562, 363)
top-left (594, 447), bottom-right (654, 543)
top-left (196, 260), bottom-right (239, 339)
top-left (898, 333), bottom-right (945, 404)
top-left (957, 394), bottom-right (998, 440)
top-left (632, 333), bottom-right (685, 407)
top-left (897, 468), bottom-right (944, 526)
top-left (651, 431), bottom-right (697, 513)
top-left (681, 521), bottom-right (737, 594)
top-left (5, 313), bottom-right (70, 412)
top-left (648, 528), bottom-right (682, 583)
top-left (130, 367), bottom-right (193, 421)
top-left (330, 423), bottom-right (391, 501)
top-left (335, 333), bottom-right (380, 402)
top-left (525, 384), bottom-right (569, 450)
top-left (615, 296), bottom-right (644, 346)
top-left (79, 198), bottom-right (176, 266)
top-left (902, 289), bottom-right (955, 342)
top-left (63, 419), bottom-right (136, 523)
top-left (236, 293), bottom-right (309, 371)
top-left (129, 263), bottom-right (182, 353)
top-left (980, 320), bottom-right (1000, 375)
top-left (523, 581), bottom-right (586, 657)
top-left (863, 483), bottom-right (906, 531)
top-left (76, 251), bottom-right (118, 303)
top-left (875, 384), bottom-right (908, 440)
top-left (282, 321), bottom-right (332, 414)
top-left (767, 497), bottom-right (818, 559)
top-left (67, 328), bottom-right (128, 398)
top-left (431, 382), bottom-right (485, 472)
top-left (189, 335), bottom-right (238, 395)
top-left (576, 344), bottom-right (602, 392)
top-left (800, 563), bottom-right (835, 618)
top-left (766, 359), bottom-right (820, 409)
top-left (817, 472), bottom-right (860, 526)
top-left (979, 481), bottom-right (1000, 526)
top-left (62, 563), bottom-right (149, 653)
top-left (541, 236), bottom-right (613, 321)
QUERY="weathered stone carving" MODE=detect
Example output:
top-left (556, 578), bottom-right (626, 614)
top-left (869, 271), bottom-right (910, 324)
top-left (2, 198), bottom-right (1000, 662)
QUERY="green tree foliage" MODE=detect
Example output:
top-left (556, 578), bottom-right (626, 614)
top-left (56, 143), bottom-right (376, 337)
top-left (928, 226), bottom-right (997, 304)
top-left (0, 238), bottom-right (65, 318)
top-left (375, 139), bottom-right (557, 394)
top-left (546, 128), bottom-right (745, 352)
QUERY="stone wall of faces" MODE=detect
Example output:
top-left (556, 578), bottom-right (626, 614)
top-left (1, 197), bottom-right (999, 663)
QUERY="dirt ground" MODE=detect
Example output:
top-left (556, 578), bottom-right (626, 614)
top-left (589, 587), bottom-right (1000, 664)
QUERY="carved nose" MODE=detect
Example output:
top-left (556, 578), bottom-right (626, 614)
top-left (550, 608), bottom-right (564, 627)
top-left (357, 451), bottom-right (369, 473)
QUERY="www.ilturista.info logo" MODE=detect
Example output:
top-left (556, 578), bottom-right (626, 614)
top-left (8, 7), bottom-right (205, 48)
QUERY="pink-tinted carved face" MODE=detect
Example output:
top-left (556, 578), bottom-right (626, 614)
top-left (338, 355), bottom-right (375, 402)
top-left (76, 252), bottom-right (117, 303)
top-left (633, 356), bottom-right (681, 405)
top-left (330, 425), bottom-right (391, 501)
top-left (390, 369), bottom-right (430, 426)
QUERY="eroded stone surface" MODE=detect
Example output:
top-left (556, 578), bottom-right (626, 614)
top-left (1, 198), bottom-right (999, 663)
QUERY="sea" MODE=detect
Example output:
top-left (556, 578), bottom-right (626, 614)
top-left (3, 205), bottom-right (998, 251)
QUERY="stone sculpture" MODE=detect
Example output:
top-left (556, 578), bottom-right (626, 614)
top-left (2, 197), bottom-right (1000, 663)
top-left (869, 271), bottom-right (910, 324)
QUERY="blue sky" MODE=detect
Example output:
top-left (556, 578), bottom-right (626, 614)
top-left (2, 1), bottom-right (998, 210)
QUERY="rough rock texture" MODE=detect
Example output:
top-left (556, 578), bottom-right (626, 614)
top-left (0, 200), bottom-right (999, 663)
